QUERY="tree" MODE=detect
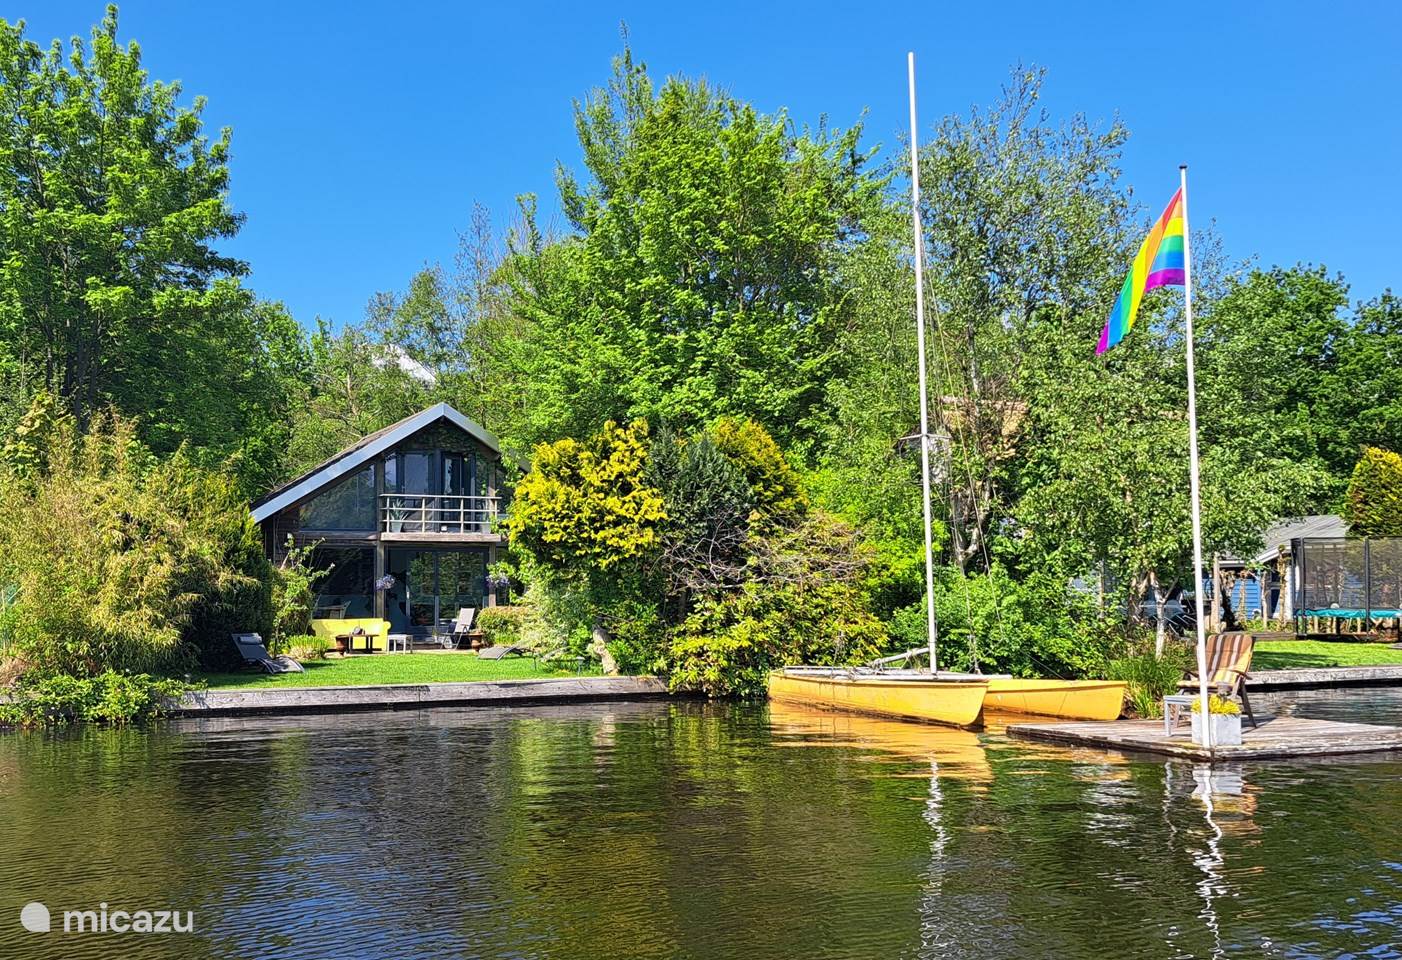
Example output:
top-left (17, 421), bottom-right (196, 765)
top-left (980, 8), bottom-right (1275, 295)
top-left (1346, 447), bottom-right (1402, 537)
top-left (506, 419), bottom-right (666, 573)
top-left (915, 66), bottom-right (1133, 574)
top-left (0, 9), bottom-right (302, 489)
top-left (494, 46), bottom-right (884, 452)
top-left (1326, 292), bottom-right (1402, 468)
top-left (283, 319), bottom-right (433, 473)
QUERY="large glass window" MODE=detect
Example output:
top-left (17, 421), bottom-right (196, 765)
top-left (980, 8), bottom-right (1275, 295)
top-left (311, 547), bottom-right (375, 619)
top-left (299, 466), bottom-right (376, 530)
top-left (386, 549), bottom-right (487, 635)
top-left (388, 452), bottom-right (434, 495)
top-left (443, 453), bottom-right (468, 496)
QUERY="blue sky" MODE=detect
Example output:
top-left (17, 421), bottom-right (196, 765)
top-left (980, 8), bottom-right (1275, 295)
top-left (16, 1), bottom-right (1402, 327)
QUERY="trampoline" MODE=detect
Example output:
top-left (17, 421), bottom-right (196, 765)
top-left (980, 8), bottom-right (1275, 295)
top-left (1294, 536), bottom-right (1402, 634)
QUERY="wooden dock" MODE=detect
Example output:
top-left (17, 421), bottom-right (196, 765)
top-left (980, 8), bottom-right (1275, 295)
top-left (1007, 715), bottom-right (1402, 761)
top-left (170, 676), bottom-right (670, 718)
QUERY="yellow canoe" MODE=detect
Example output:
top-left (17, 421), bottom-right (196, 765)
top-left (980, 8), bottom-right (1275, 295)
top-left (768, 669), bottom-right (989, 728)
top-left (982, 678), bottom-right (1127, 721)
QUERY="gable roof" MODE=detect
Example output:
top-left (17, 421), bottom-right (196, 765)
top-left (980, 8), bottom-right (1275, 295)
top-left (250, 403), bottom-right (499, 524)
top-left (1252, 514), bottom-right (1348, 564)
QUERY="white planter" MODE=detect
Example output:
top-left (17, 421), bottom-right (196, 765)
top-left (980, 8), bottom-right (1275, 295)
top-left (1191, 712), bottom-right (1242, 746)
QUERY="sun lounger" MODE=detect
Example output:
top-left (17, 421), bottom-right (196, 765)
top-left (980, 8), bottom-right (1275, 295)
top-left (477, 644), bottom-right (524, 661)
top-left (231, 633), bottom-right (305, 674)
top-left (1178, 630), bottom-right (1256, 727)
top-left (447, 607), bottom-right (477, 649)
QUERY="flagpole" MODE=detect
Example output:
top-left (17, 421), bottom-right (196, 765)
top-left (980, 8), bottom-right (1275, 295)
top-left (907, 52), bottom-right (939, 675)
top-left (1180, 163), bottom-right (1212, 748)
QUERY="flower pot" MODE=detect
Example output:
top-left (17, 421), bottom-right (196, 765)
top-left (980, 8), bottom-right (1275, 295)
top-left (1191, 711), bottom-right (1242, 746)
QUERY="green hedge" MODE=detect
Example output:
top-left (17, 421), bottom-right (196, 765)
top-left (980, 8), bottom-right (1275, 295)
top-left (476, 606), bottom-right (532, 647)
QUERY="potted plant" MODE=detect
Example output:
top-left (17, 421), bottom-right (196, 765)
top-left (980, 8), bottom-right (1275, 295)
top-left (1190, 694), bottom-right (1243, 746)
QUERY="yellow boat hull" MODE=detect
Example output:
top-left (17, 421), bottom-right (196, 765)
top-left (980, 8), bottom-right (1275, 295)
top-left (982, 678), bottom-right (1126, 721)
top-left (768, 672), bottom-right (989, 728)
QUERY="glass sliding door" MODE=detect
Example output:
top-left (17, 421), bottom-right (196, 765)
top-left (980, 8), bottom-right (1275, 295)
top-left (385, 452), bottom-right (436, 533)
top-left (440, 552), bottom-right (486, 623)
top-left (387, 548), bottom-right (488, 638)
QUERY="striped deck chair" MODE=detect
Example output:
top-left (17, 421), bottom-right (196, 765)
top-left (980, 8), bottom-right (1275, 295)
top-left (1179, 630), bottom-right (1257, 727)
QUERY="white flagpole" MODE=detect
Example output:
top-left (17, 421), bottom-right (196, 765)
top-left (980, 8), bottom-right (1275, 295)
top-left (907, 52), bottom-right (939, 675)
top-left (1180, 163), bottom-right (1212, 748)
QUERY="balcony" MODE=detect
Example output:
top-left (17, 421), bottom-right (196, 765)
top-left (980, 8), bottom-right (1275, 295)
top-left (380, 494), bottom-right (504, 542)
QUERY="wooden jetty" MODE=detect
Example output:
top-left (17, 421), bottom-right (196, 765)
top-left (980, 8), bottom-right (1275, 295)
top-left (1007, 715), bottom-right (1402, 761)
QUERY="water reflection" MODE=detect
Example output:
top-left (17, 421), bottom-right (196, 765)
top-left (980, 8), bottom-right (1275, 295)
top-left (0, 696), bottom-right (1399, 959)
top-left (766, 701), bottom-right (991, 784)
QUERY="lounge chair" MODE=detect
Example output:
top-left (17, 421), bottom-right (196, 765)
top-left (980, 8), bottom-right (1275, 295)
top-left (231, 633), bottom-right (305, 674)
top-left (478, 644), bottom-right (525, 661)
top-left (447, 607), bottom-right (477, 649)
top-left (1179, 630), bottom-right (1256, 727)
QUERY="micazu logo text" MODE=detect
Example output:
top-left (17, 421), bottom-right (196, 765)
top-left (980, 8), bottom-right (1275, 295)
top-left (19, 900), bottom-right (194, 934)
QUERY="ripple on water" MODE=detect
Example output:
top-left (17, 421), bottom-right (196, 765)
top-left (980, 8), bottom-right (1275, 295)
top-left (0, 693), bottom-right (1399, 959)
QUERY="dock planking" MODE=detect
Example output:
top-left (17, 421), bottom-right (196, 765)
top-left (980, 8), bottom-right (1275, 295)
top-left (1006, 715), bottom-right (1402, 762)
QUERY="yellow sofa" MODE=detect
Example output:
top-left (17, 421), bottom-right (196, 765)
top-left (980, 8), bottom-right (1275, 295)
top-left (311, 618), bottom-right (390, 653)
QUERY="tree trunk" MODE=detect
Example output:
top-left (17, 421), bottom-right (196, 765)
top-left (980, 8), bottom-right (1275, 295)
top-left (1150, 570), bottom-right (1167, 656)
top-left (592, 620), bottom-right (618, 676)
top-left (1210, 554), bottom-right (1223, 634)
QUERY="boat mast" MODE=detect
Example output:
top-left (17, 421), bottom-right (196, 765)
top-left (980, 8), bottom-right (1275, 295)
top-left (907, 52), bottom-right (939, 676)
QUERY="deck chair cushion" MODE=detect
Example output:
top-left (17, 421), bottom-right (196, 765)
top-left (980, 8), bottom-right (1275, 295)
top-left (1180, 630), bottom-right (1253, 695)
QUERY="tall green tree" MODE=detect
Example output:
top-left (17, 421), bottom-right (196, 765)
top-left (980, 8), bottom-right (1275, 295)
top-left (496, 47), bottom-right (884, 452)
top-left (0, 8), bottom-right (299, 487)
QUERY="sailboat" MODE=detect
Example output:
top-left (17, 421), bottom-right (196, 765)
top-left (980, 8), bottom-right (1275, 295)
top-left (767, 54), bottom-right (1125, 727)
top-left (767, 53), bottom-right (994, 729)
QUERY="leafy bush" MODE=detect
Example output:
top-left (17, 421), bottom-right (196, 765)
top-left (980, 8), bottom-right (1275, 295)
top-left (708, 417), bottom-right (808, 523)
top-left (0, 670), bottom-right (188, 728)
top-left (506, 420), bottom-right (666, 573)
top-left (667, 515), bottom-right (887, 697)
top-left (0, 405), bottom-right (267, 676)
top-left (890, 566), bottom-right (1111, 679)
top-left (669, 578), bottom-right (886, 698)
top-left (271, 539), bottom-right (328, 652)
top-left (476, 606), bottom-right (533, 647)
top-left (1346, 446), bottom-right (1402, 536)
top-left (1106, 638), bottom-right (1192, 718)
top-left (284, 634), bottom-right (329, 662)
top-left (602, 600), bottom-right (667, 675)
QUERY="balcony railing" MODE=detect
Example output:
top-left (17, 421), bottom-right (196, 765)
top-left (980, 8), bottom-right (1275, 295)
top-left (381, 494), bottom-right (502, 536)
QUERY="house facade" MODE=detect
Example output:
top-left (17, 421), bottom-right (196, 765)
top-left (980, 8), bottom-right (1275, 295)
top-left (250, 403), bottom-right (508, 639)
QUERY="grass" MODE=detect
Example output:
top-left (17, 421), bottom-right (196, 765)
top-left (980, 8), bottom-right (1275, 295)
top-left (1254, 639), bottom-right (1402, 670)
top-left (197, 653), bottom-right (598, 689)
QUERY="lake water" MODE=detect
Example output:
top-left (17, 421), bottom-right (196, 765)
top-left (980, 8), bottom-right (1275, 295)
top-left (2, 689), bottom-right (1401, 959)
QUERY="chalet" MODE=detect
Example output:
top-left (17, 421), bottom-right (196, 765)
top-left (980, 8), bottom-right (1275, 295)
top-left (250, 403), bottom-right (508, 642)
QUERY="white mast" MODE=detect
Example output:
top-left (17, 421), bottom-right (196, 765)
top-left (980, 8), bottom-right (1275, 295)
top-left (1180, 163), bottom-right (1212, 747)
top-left (907, 52), bottom-right (940, 675)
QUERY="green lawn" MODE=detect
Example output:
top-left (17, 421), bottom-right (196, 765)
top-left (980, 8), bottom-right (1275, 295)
top-left (1254, 639), bottom-right (1402, 670)
top-left (198, 653), bottom-right (595, 689)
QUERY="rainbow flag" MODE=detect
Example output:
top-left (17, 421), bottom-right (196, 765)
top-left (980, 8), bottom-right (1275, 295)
top-left (1096, 187), bottom-right (1187, 354)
